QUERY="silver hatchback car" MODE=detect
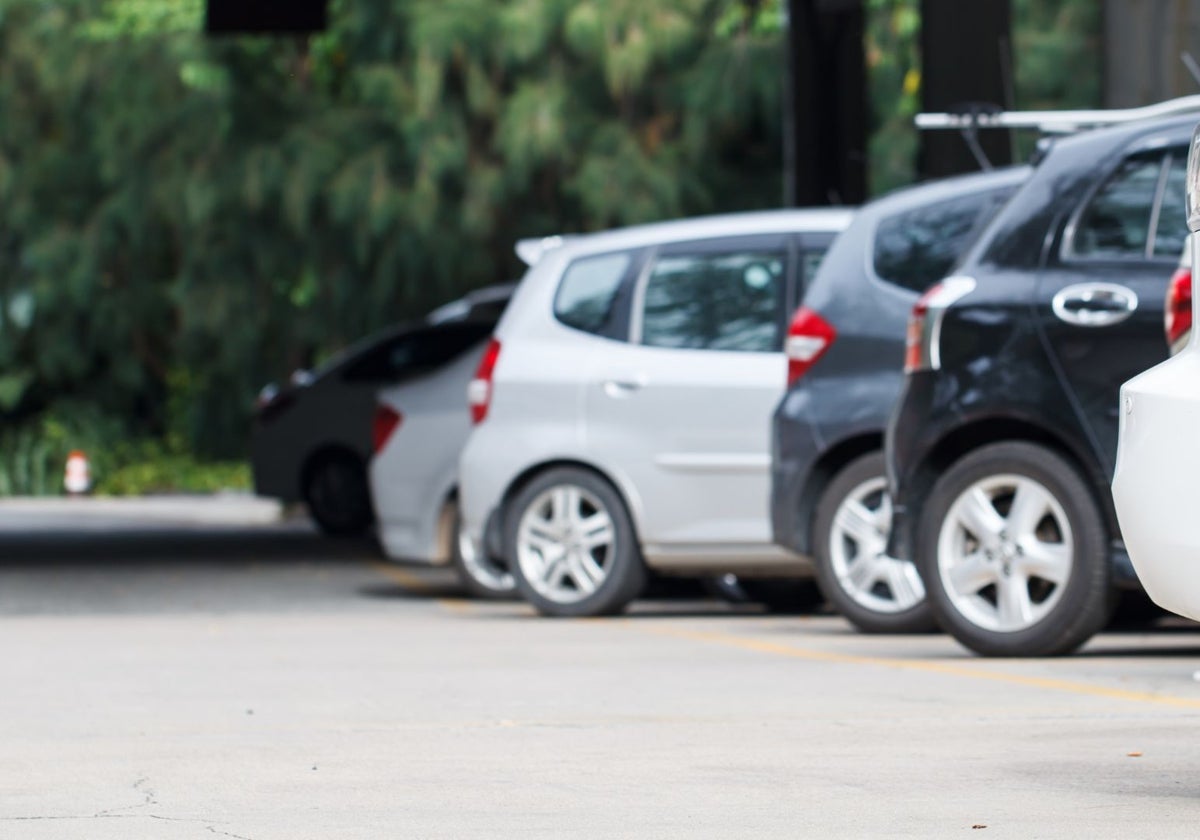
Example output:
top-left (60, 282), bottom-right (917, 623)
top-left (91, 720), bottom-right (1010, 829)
top-left (458, 209), bottom-right (853, 616)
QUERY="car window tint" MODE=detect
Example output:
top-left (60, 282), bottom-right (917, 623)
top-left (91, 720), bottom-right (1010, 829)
top-left (640, 250), bottom-right (785, 352)
top-left (1073, 154), bottom-right (1163, 258)
top-left (1153, 152), bottom-right (1189, 259)
top-left (802, 250), bottom-right (826, 284)
top-left (554, 253), bottom-right (632, 335)
top-left (873, 189), bottom-right (1013, 293)
top-left (342, 323), bottom-right (491, 383)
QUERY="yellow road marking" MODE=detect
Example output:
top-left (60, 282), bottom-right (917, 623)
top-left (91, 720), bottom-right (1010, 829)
top-left (639, 625), bottom-right (1200, 711)
top-left (370, 560), bottom-right (473, 614)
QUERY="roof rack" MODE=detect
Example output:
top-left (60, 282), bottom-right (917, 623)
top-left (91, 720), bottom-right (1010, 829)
top-left (917, 94), bottom-right (1200, 135)
top-left (915, 95), bottom-right (1200, 171)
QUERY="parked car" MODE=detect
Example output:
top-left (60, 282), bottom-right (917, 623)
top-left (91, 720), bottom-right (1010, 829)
top-left (1114, 126), bottom-right (1200, 623)
top-left (369, 332), bottom-right (511, 596)
top-left (458, 209), bottom-right (853, 617)
top-left (886, 114), bottom-right (1190, 656)
top-left (770, 165), bottom-right (1029, 633)
top-left (251, 285), bottom-right (513, 535)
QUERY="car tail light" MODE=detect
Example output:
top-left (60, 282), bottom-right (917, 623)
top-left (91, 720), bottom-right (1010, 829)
top-left (468, 338), bottom-right (501, 424)
top-left (372, 405), bottom-right (403, 453)
top-left (1165, 266), bottom-right (1192, 354)
top-left (904, 276), bottom-right (977, 373)
top-left (785, 308), bottom-right (837, 387)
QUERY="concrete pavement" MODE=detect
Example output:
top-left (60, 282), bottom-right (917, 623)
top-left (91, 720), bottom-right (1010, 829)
top-left (1, 521), bottom-right (1199, 838)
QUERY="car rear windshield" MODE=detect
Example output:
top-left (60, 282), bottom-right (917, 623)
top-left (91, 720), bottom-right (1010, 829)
top-left (873, 186), bottom-right (1018, 294)
top-left (341, 321), bottom-right (494, 383)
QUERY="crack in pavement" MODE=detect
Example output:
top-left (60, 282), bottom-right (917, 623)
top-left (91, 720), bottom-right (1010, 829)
top-left (2, 777), bottom-right (254, 839)
top-left (94, 775), bottom-right (157, 817)
top-left (0, 812), bottom-right (255, 838)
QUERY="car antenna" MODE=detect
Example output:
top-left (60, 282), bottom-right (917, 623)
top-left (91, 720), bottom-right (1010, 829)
top-left (1183, 52), bottom-right (1200, 89)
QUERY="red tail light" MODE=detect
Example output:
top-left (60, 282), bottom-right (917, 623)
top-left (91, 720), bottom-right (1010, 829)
top-left (904, 276), bottom-right (977, 373)
top-left (904, 285), bottom-right (940, 373)
top-left (1165, 266), bottom-right (1192, 352)
top-left (785, 308), bottom-right (836, 387)
top-left (468, 338), bottom-right (501, 424)
top-left (372, 405), bottom-right (403, 453)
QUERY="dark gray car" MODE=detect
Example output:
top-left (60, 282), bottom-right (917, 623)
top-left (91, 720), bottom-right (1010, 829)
top-left (770, 166), bottom-right (1029, 632)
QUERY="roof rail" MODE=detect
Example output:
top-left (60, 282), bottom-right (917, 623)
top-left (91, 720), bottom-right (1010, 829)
top-left (917, 95), bottom-right (1200, 135)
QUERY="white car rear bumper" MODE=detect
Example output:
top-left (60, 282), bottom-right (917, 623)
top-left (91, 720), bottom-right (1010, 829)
top-left (1114, 351), bottom-right (1200, 622)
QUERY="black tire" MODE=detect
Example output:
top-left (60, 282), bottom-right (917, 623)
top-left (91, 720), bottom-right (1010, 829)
top-left (915, 441), bottom-right (1114, 657)
top-left (304, 451), bottom-right (374, 536)
top-left (505, 467), bottom-right (646, 617)
top-left (447, 501), bottom-right (517, 600)
top-left (734, 578), bottom-right (827, 614)
top-left (812, 452), bottom-right (936, 633)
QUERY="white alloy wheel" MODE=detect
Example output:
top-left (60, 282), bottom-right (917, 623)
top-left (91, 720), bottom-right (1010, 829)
top-left (456, 528), bottom-right (514, 595)
top-left (936, 474), bottom-right (1073, 634)
top-left (829, 476), bottom-right (924, 614)
top-left (515, 484), bottom-right (616, 605)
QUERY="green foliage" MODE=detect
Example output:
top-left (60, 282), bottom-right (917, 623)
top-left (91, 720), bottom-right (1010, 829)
top-left (94, 448), bottom-right (251, 496)
top-left (0, 0), bottom-right (786, 490)
top-left (866, 0), bottom-right (921, 195)
top-left (0, 0), bottom-right (1104, 495)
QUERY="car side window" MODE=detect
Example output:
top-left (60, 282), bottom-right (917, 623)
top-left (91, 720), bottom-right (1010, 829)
top-left (554, 252), bottom-right (633, 336)
top-left (639, 249), bottom-right (786, 353)
top-left (1071, 153), bottom-right (1165, 259)
top-left (873, 188), bottom-right (1014, 294)
top-left (1152, 151), bottom-right (1188, 259)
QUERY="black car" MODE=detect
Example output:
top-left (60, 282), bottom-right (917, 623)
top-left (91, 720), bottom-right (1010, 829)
top-left (770, 166), bottom-right (1028, 632)
top-left (251, 284), bottom-right (513, 535)
top-left (886, 114), bottom-right (1189, 656)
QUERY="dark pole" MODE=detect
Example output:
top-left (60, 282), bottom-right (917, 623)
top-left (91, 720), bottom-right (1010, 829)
top-left (919, 0), bottom-right (1013, 178)
top-left (784, 0), bottom-right (867, 206)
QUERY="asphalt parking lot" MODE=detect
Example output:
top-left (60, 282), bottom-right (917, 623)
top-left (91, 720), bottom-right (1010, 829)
top-left (4, 501), bottom-right (1200, 839)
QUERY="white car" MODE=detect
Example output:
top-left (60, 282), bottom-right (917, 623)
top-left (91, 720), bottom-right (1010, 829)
top-left (369, 333), bottom-right (515, 597)
top-left (1113, 127), bottom-right (1200, 622)
top-left (252, 285), bottom-right (511, 535)
top-left (458, 209), bottom-right (854, 616)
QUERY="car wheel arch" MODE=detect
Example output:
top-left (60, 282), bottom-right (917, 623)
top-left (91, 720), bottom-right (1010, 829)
top-left (911, 416), bottom-right (1115, 543)
top-left (499, 458), bottom-right (643, 541)
top-left (301, 443), bottom-right (367, 487)
top-left (796, 432), bottom-right (884, 555)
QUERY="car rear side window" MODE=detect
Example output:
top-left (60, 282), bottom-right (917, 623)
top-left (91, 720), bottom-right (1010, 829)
top-left (873, 189), bottom-right (1012, 294)
top-left (639, 250), bottom-right (786, 352)
top-left (554, 252), bottom-right (632, 335)
top-left (1152, 152), bottom-right (1188, 259)
top-left (1071, 153), bottom-right (1166, 259)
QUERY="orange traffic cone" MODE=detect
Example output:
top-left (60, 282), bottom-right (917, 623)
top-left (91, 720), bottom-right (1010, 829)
top-left (64, 450), bottom-right (92, 496)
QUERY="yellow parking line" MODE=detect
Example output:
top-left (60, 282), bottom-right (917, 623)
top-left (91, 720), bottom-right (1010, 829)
top-left (640, 625), bottom-right (1200, 711)
top-left (370, 560), bottom-right (473, 615)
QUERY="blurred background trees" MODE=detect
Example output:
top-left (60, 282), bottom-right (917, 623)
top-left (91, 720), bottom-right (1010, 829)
top-left (0, 0), bottom-right (1108, 492)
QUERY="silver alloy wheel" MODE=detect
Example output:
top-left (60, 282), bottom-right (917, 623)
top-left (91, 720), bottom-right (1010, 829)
top-left (457, 528), bottom-right (514, 593)
top-left (935, 474), bottom-right (1073, 633)
top-left (829, 476), bottom-right (923, 614)
top-left (516, 484), bottom-right (616, 604)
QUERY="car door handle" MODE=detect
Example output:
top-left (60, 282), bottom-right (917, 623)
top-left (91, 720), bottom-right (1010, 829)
top-left (1051, 283), bottom-right (1138, 327)
top-left (602, 378), bottom-right (645, 398)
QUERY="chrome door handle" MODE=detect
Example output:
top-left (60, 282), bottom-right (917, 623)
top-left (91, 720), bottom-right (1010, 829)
top-left (1051, 283), bottom-right (1138, 327)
